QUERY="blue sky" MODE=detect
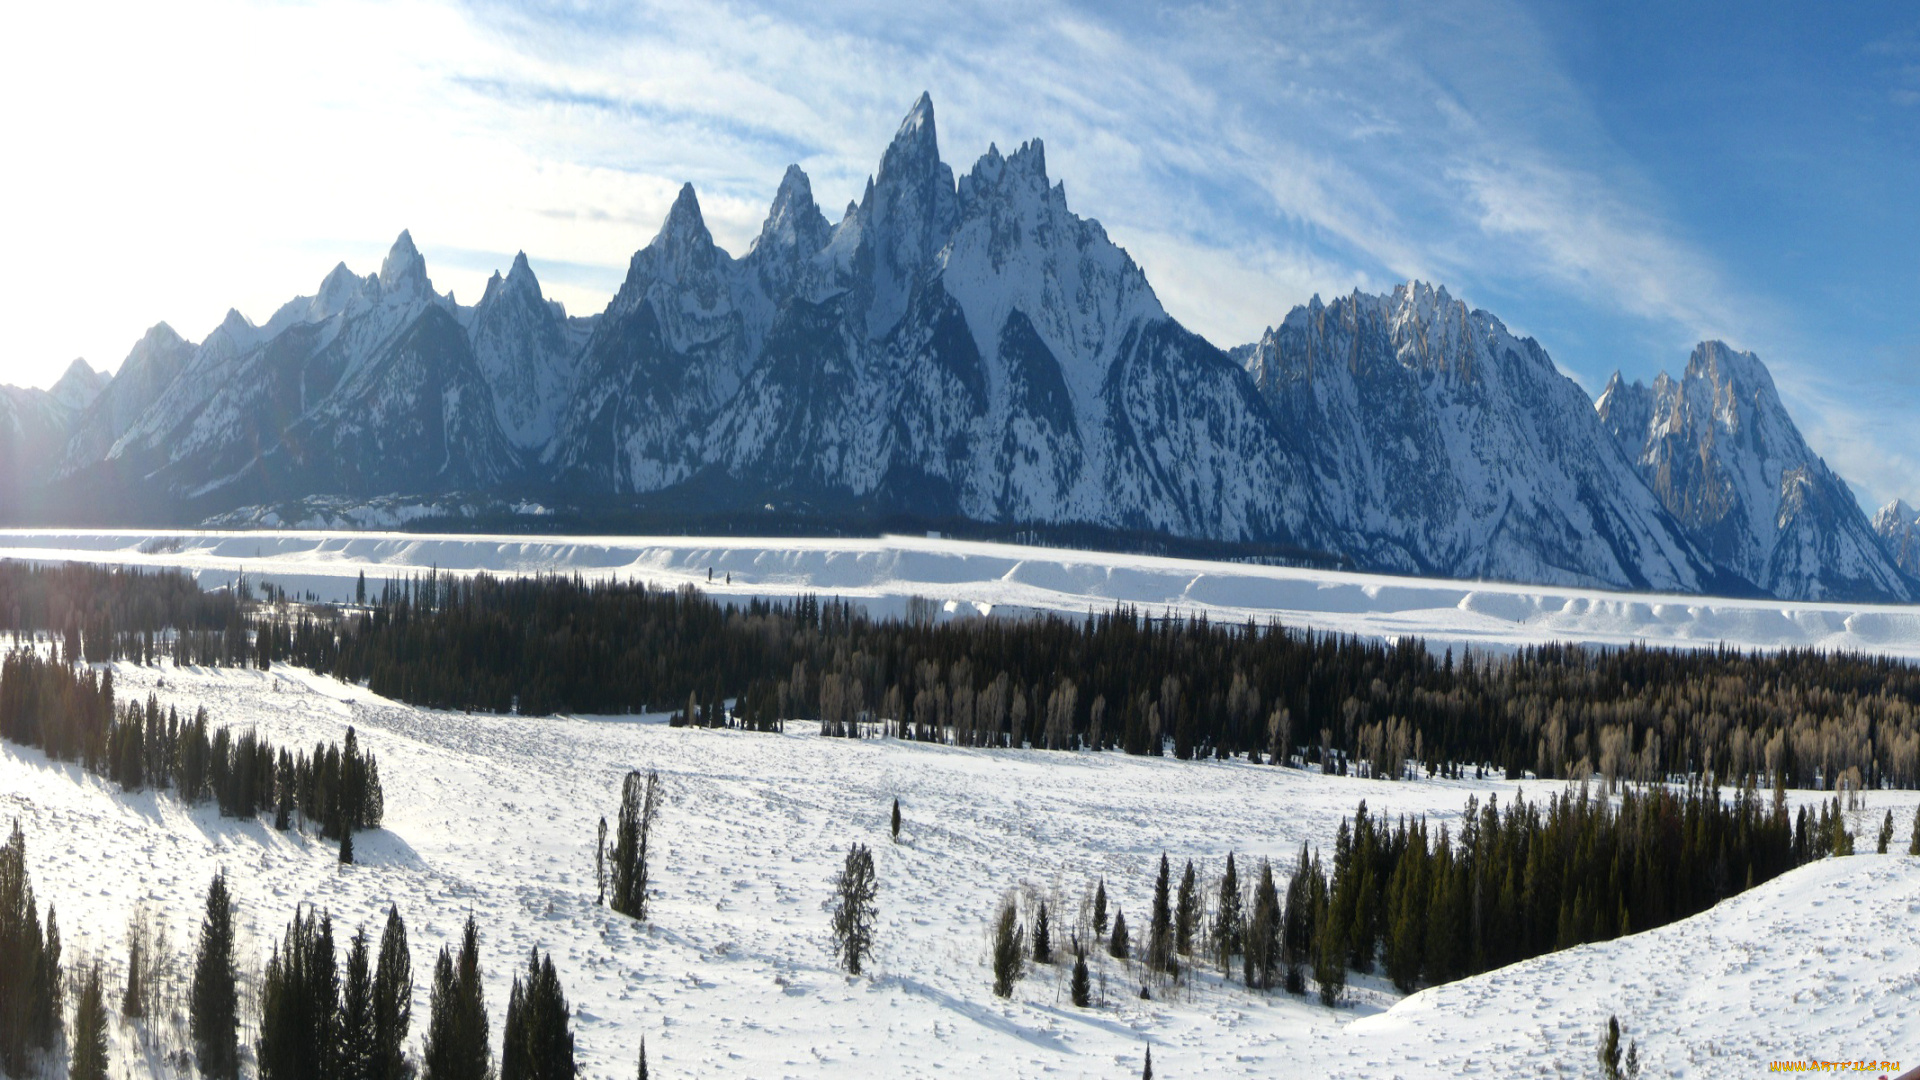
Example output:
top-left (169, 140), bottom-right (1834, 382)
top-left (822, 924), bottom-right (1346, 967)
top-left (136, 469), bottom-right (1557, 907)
top-left (2, 0), bottom-right (1914, 506)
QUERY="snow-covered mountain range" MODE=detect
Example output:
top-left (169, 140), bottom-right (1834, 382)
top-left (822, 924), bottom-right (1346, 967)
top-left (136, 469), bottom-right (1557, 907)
top-left (5, 95), bottom-right (1914, 602)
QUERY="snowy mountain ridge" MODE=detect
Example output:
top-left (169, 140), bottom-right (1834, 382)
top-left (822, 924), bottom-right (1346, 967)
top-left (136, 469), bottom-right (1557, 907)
top-left (10, 95), bottom-right (1916, 603)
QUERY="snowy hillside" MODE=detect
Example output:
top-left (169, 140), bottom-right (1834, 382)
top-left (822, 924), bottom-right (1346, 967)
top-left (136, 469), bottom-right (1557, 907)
top-left (5, 529), bottom-right (1920, 660)
top-left (3, 656), bottom-right (1915, 1079)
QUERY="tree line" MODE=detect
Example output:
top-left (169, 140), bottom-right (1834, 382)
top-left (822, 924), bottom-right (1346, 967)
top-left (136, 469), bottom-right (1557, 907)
top-left (0, 650), bottom-right (383, 854)
top-left (12, 558), bottom-right (1920, 791)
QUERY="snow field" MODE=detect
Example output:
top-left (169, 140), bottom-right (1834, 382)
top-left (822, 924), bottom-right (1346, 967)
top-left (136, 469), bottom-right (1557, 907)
top-left (3, 655), bottom-right (1918, 1077)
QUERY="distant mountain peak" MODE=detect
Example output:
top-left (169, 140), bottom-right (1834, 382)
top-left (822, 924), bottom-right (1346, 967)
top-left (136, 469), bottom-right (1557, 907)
top-left (50, 358), bottom-right (108, 411)
top-left (378, 229), bottom-right (433, 298)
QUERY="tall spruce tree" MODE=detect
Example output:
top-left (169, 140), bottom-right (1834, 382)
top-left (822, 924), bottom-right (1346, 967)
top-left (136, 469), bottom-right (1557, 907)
top-left (1092, 878), bottom-right (1108, 938)
top-left (1311, 856), bottom-right (1345, 1007)
top-left (1108, 907), bottom-right (1130, 961)
top-left (1147, 854), bottom-right (1174, 975)
top-left (1878, 810), bottom-right (1895, 854)
top-left (1281, 844), bottom-right (1314, 994)
top-left (0, 820), bottom-right (59, 1073)
top-left (422, 916), bottom-right (489, 1080)
top-left (257, 906), bottom-right (341, 1080)
top-left (1070, 942), bottom-right (1091, 1007)
top-left (1173, 860), bottom-right (1198, 958)
top-left (1032, 899), bottom-right (1052, 965)
top-left (1212, 853), bottom-right (1242, 976)
top-left (342, 927), bottom-right (377, 1080)
top-left (70, 965), bottom-right (109, 1080)
top-left (635, 1039), bottom-right (647, 1080)
top-left (190, 871), bottom-right (240, 1080)
top-left (1243, 859), bottom-right (1281, 990)
top-left (500, 949), bottom-right (573, 1080)
top-left (373, 904), bottom-right (415, 1080)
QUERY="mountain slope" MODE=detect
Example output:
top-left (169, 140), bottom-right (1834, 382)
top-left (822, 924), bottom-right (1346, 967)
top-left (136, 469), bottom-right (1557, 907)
top-left (1241, 284), bottom-right (1730, 593)
top-left (1597, 342), bottom-right (1913, 602)
top-left (1874, 500), bottom-right (1920, 579)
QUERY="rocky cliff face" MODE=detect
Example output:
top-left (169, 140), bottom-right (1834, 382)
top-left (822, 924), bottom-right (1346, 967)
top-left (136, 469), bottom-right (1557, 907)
top-left (1597, 342), bottom-right (1912, 601)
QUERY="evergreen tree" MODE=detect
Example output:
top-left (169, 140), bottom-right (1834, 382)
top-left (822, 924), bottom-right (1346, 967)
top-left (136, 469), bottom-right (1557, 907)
top-left (341, 828), bottom-right (355, 865)
top-left (373, 905), bottom-right (414, 1080)
top-left (257, 906), bottom-right (341, 1080)
top-left (1877, 810), bottom-right (1894, 854)
top-left (1598, 1015), bottom-right (1623, 1080)
top-left (1141, 1044), bottom-right (1153, 1080)
top-left (1173, 860), bottom-right (1198, 957)
top-left (1212, 853), bottom-right (1242, 976)
top-left (1147, 854), bottom-right (1174, 974)
top-left (1092, 878), bottom-right (1108, 938)
top-left (1311, 859), bottom-right (1344, 1007)
top-left (342, 927), bottom-right (377, 1080)
top-left (0, 820), bottom-right (59, 1073)
top-left (1281, 844), bottom-right (1313, 995)
top-left (891, 798), bottom-right (901, 840)
top-left (1032, 900), bottom-right (1052, 965)
top-left (609, 770), bottom-right (661, 920)
top-left (70, 965), bottom-right (109, 1080)
top-left (422, 916), bottom-right (489, 1080)
top-left (122, 920), bottom-right (146, 1019)
top-left (1070, 945), bottom-right (1091, 1007)
top-left (1243, 859), bottom-right (1281, 990)
top-left (990, 897), bottom-right (1025, 998)
top-left (635, 1039), bottom-right (647, 1080)
top-left (830, 844), bottom-right (877, 976)
top-left (1911, 806), bottom-right (1920, 856)
top-left (1108, 907), bottom-right (1130, 961)
top-left (190, 871), bottom-right (240, 1080)
top-left (500, 949), bottom-right (573, 1080)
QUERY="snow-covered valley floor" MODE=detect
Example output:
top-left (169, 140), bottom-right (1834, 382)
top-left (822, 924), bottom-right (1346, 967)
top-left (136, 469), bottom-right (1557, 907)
top-left (5, 529), bottom-right (1920, 660)
top-left (3, 657), bottom-right (1917, 1079)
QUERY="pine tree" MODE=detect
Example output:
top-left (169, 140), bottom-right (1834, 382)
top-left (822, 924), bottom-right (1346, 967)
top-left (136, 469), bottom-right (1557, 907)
top-left (342, 927), bottom-right (377, 1080)
top-left (1243, 859), bottom-right (1281, 990)
top-left (891, 798), bottom-right (901, 840)
top-left (1911, 806), bottom-right (1920, 857)
top-left (610, 770), bottom-right (661, 920)
top-left (258, 906), bottom-right (340, 1080)
top-left (1092, 878), bottom-right (1108, 938)
top-left (1070, 944), bottom-right (1091, 1007)
top-left (1031, 900), bottom-right (1052, 965)
top-left (1598, 1015), bottom-right (1623, 1080)
top-left (1108, 907), bottom-right (1130, 961)
top-left (500, 949), bottom-right (573, 1080)
top-left (1311, 858), bottom-right (1344, 1007)
top-left (1878, 810), bottom-right (1894, 854)
top-left (189, 871), bottom-right (240, 1080)
top-left (372, 905), bottom-right (414, 1080)
top-left (1281, 844), bottom-right (1313, 994)
top-left (1173, 860), bottom-right (1198, 957)
top-left (990, 897), bottom-right (1025, 998)
top-left (341, 828), bottom-right (355, 865)
top-left (830, 844), bottom-right (877, 976)
top-left (422, 916), bottom-right (490, 1080)
top-left (123, 921), bottom-right (146, 1019)
top-left (636, 1039), bottom-right (648, 1080)
top-left (1212, 853), bottom-right (1242, 976)
top-left (0, 820), bottom-right (58, 1073)
top-left (1141, 1044), bottom-right (1153, 1080)
top-left (70, 965), bottom-right (109, 1080)
top-left (1147, 854), bottom-right (1174, 974)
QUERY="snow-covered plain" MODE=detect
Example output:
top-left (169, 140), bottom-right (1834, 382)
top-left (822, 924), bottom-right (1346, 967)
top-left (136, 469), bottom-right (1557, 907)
top-left (3, 656), bottom-right (1917, 1079)
top-left (4, 529), bottom-right (1920, 658)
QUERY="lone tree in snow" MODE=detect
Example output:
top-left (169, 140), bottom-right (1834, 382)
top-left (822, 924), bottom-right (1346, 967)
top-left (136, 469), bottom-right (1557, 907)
top-left (990, 897), bottom-right (1025, 998)
top-left (595, 817), bottom-right (608, 906)
top-left (609, 769), bottom-right (661, 921)
top-left (1031, 899), bottom-right (1052, 965)
top-left (891, 798), bottom-right (901, 840)
top-left (831, 843), bottom-right (877, 975)
top-left (1878, 810), bottom-right (1895, 854)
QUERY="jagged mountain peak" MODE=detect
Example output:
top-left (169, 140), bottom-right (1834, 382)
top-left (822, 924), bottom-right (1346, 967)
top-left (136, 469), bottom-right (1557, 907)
top-left (378, 230), bottom-right (433, 299)
top-left (751, 165), bottom-right (830, 259)
top-left (660, 184), bottom-right (712, 247)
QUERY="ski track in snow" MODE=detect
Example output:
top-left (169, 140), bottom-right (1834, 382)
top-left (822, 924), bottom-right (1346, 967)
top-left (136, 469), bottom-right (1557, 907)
top-left (3, 656), bottom-right (1918, 1079)
top-left (4, 529), bottom-right (1920, 659)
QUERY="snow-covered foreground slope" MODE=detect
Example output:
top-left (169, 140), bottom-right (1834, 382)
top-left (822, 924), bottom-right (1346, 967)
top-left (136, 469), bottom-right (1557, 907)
top-left (4, 529), bottom-right (1920, 659)
top-left (3, 659), bottom-right (1916, 1078)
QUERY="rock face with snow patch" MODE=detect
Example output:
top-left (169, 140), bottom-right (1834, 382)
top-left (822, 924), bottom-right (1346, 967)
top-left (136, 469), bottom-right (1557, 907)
top-left (1597, 342), bottom-right (1913, 602)
top-left (1873, 501), bottom-right (1920, 579)
top-left (1240, 285), bottom-right (1729, 593)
